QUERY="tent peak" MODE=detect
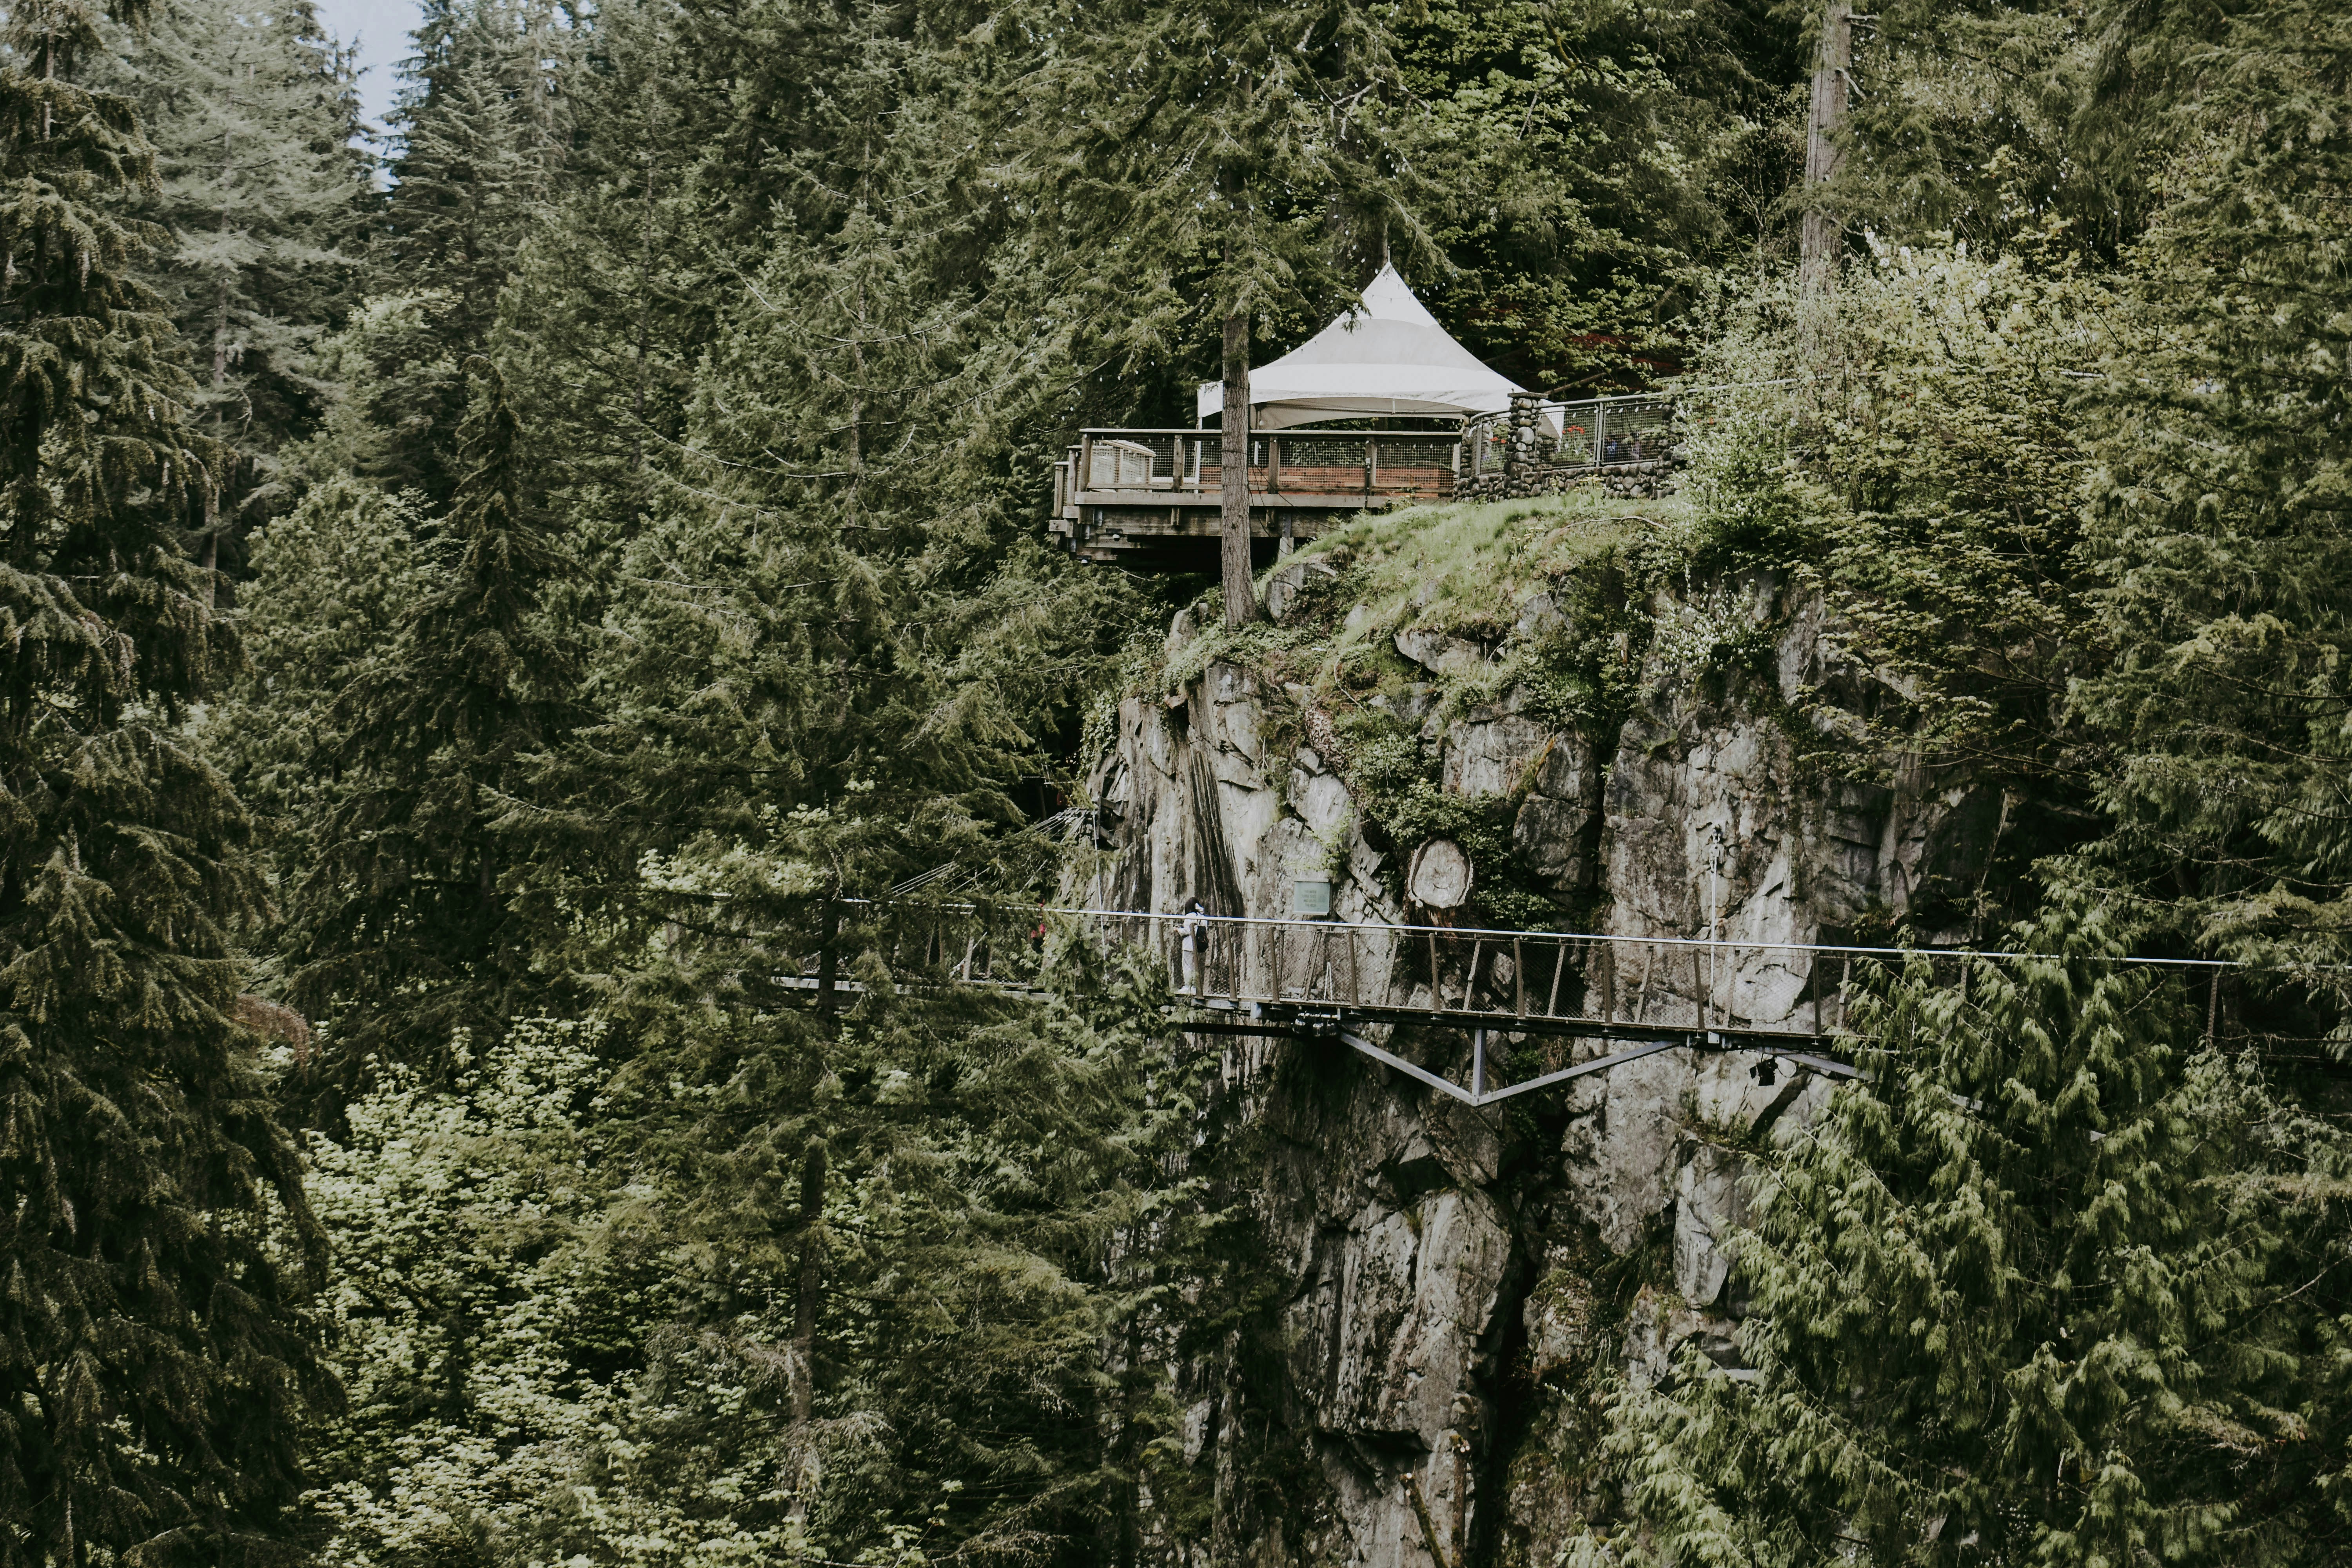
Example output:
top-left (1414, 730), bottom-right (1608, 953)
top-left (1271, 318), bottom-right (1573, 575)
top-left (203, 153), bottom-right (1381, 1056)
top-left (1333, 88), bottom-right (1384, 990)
top-left (1350, 263), bottom-right (1445, 331)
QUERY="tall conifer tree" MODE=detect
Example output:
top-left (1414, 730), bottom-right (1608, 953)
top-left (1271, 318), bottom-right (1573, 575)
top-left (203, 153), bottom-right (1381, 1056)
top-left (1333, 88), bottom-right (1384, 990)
top-left (356, 0), bottom-right (565, 503)
top-left (0, 0), bottom-right (321, 1555)
top-left (285, 360), bottom-right (573, 1072)
top-left (2068, 0), bottom-right (2352, 1008)
top-left (111, 0), bottom-right (369, 554)
top-left (1034, 0), bottom-right (1419, 627)
top-left (1593, 910), bottom-right (2351, 1567)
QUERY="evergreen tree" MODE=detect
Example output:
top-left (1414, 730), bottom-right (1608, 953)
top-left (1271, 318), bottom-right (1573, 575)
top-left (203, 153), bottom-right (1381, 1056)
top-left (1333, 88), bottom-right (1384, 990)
top-left (200, 476), bottom-right (431, 991)
top-left (356, 0), bottom-right (565, 502)
top-left (0, 0), bottom-right (323, 1556)
top-left (1033, 0), bottom-right (1422, 627)
top-left (108, 0), bottom-right (370, 555)
top-left (495, 0), bottom-right (700, 557)
top-left (2066, 0), bottom-right (2352, 1008)
top-left (284, 359), bottom-right (574, 1073)
top-left (1592, 909), bottom-right (2352, 1567)
top-left (1392, 0), bottom-right (1808, 391)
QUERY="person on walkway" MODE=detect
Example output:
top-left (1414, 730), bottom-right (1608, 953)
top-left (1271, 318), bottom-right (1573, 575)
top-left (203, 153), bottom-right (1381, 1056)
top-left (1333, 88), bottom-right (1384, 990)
top-left (1180, 898), bottom-right (1210, 995)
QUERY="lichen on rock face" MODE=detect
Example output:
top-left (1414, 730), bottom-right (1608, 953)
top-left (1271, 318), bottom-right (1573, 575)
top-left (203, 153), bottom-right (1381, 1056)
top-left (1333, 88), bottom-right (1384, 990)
top-left (1087, 495), bottom-right (2020, 1565)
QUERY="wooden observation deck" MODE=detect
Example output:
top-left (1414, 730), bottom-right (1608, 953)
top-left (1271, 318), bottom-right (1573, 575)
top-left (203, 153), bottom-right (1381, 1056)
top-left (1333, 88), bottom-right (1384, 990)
top-left (1048, 394), bottom-right (1681, 570)
top-left (1048, 427), bottom-right (1466, 568)
top-left (1053, 265), bottom-right (1694, 569)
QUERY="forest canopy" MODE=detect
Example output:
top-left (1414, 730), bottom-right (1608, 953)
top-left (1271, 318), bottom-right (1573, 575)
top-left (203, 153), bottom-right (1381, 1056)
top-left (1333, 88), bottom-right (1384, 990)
top-left (0, 0), bottom-right (2345, 1564)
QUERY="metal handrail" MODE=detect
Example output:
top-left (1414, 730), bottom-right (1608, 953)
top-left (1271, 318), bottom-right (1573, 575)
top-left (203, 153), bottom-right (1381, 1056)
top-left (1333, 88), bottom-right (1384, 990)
top-left (854, 898), bottom-right (2239, 970)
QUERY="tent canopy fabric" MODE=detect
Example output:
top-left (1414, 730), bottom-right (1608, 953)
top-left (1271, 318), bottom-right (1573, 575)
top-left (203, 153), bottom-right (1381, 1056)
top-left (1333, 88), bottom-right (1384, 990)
top-left (1196, 265), bottom-right (1524, 431)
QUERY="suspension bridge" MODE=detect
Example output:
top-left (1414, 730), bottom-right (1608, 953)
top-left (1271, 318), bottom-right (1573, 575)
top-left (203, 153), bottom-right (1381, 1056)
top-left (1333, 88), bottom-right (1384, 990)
top-left (799, 905), bottom-right (2250, 1111)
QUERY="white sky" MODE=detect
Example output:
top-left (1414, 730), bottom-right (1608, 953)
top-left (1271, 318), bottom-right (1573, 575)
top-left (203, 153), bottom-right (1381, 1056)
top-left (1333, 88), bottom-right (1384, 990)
top-left (312, 0), bottom-right (423, 138)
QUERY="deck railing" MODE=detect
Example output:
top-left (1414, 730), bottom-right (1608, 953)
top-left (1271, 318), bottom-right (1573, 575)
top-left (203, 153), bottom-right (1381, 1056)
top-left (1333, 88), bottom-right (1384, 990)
top-left (1065, 427), bottom-right (1460, 503)
top-left (1058, 397), bottom-right (1695, 523)
top-left (1465, 392), bottom-right (1682, 474)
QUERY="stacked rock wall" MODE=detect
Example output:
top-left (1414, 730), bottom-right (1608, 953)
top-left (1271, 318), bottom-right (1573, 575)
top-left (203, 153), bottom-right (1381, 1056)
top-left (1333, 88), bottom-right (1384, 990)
top-left (1088, 564), bottom-right (2000, 1566)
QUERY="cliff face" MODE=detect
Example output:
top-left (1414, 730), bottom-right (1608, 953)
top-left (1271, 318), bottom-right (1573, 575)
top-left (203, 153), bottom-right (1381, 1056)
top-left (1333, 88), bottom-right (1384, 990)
top-left (1088, 537), bottom-right (2004, 1566)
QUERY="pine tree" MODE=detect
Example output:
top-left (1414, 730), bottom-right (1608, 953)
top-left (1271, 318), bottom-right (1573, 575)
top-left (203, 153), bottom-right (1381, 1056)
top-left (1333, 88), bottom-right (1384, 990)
top-left (354, 0), bottom-right (565, 503)
top-left (2065, 0), bottom-right (2352, 1011)
top-left (1388, 0), bottom-right (1808, 390)
top-left (495, 0), bottom-right (699, 555)
top-left (1033, 0), bottom-right (1422, 627)
top-left (107, 0), bottom-right (370, 557)
top-left (201, 476), bottom-right (432, 985)
top-left (385, 0), bottom-right (561, 345)
top-left (1592, 907), bottom-right (2352, 1568)
top-left (0, 0), bottom-right (324, 1556)
top-left (284, 359), bottom-right (574, 1072)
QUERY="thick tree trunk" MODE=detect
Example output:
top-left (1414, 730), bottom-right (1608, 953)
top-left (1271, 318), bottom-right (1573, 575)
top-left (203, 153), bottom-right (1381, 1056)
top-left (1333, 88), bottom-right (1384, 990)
top-left (1219, 311), bottom-right (1262, 629)
top-left (815, 895), bottom-right (840, 1014)
top-left (1800, 2), bottom-right (1852, 293)
top-left (791, 1140), bottom-right (828, 1426)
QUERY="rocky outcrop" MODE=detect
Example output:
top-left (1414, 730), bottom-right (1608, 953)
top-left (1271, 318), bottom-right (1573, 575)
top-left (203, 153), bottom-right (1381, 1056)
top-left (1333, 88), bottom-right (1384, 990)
top-left (1090, 565), bottom-right (1999, 1566)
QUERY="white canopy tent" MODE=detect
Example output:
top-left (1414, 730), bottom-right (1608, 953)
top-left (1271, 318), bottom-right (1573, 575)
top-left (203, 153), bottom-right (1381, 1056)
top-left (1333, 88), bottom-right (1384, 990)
top-left (1197, 264), bottom-right (1528, 432)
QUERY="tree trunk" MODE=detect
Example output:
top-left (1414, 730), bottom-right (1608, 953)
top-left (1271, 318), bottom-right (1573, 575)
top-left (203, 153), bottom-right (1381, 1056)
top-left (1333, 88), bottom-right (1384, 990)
top-left (791, 1140), bottom-right (828, 1426)
top-left (1800, 2), bottom-right (1853, 293)
top-left (815, 895), bottom-right (840, 1014)
top-left (1219, 311), bottom-right (1262, 629)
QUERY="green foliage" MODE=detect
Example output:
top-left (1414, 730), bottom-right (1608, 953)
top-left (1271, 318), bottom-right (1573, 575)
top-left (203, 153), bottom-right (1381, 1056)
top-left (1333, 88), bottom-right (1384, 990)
top-left (65, 0), bottom-right (2352, 1561)
top-left (1664, 240), bottom-right (2111, 926)
top-left (1030, 0), bottom-right (1420, 372)
top-left (206, 477), bottom-right (431, 897)
top-left (2063, 0), bottom-right (2352, 1000)
top-left (299, 1018), bottom-right (670, 1564)
top-left (299, 950), bottom-right (1245, 1566)
top-left (1394, 0), bottom-right (1809, 388)
top-left (283, 361), bottom-right (577, 1073)
top-left (0, 0), bottom-right (323, 1556)
top-left (102, 0), bottom-right (369, 544)
top-left (1589, 906), bottom-right (2352, 1567)
top-left (361, 0), bottom-right (566, 502)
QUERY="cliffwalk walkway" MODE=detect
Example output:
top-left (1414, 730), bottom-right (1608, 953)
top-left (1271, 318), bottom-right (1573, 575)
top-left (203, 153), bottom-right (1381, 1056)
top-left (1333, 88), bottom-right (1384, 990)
top-left (794, 906), bottom-right (2251, 1111)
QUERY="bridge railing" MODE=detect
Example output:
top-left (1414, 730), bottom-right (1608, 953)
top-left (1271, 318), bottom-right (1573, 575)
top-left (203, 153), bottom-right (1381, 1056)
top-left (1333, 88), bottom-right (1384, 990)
top-left (834, 905), bottom-right (2255, 1106)
top-left (849, 905), bottom-right (2234, 1041)
top-left (865, 906), bottom-right (2206, 1038)
top-left (1089, 912), bottom-right (1883, 1037)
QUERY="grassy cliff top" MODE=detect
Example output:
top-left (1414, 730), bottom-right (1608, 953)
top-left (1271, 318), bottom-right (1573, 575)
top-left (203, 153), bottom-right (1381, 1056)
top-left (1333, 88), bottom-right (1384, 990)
top-left (1153, 486), bottom-right (1691, 720)
top-left (1283, 487), bottom-right (1687, 644)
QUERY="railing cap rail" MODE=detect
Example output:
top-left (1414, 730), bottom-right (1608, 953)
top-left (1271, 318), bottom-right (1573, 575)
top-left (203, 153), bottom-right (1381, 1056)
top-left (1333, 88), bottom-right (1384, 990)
top-left (1076, 426), bottom-right (1466, 439)
top-left (855, 897), bottom-right (2241, 970)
